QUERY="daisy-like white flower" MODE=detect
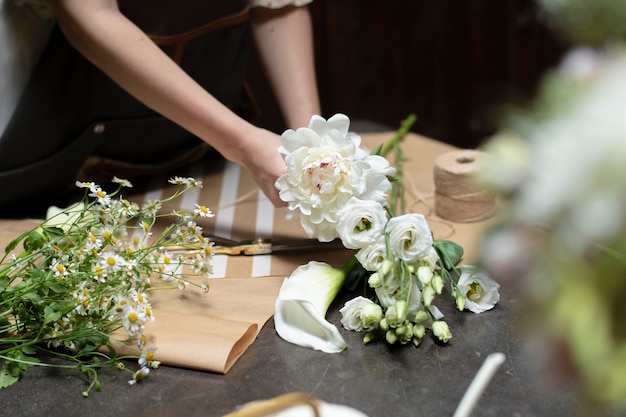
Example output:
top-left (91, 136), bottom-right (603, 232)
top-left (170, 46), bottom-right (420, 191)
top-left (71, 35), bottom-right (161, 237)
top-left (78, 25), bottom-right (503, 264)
top-left (98, 251), bottom-right (125, 274)
top-left (128, 367), bottom-right (150, 385)
top-left (50, 257), bottom-right (69, 280)
top-left (112, 176), bottom-right (133, 188)
top-left (120, 304), bottom-right (146, 336)
top-left (88, 186), bottom-right (112, 206)
top-left (138, 346), bottom-right (159, 368)
top-left (155, 252), bottom-right (183, 281)
top-left (75, 181), bottom-right (97, 191)
top-left (168, 176), bottom-right (202, 188)
top-left (194, 204), bottom-right (214, 218)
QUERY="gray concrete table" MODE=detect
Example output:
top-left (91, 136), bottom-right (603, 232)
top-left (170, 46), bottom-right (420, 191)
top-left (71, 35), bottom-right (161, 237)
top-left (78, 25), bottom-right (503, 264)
top-left (2, 278), bottom-right (618, 417)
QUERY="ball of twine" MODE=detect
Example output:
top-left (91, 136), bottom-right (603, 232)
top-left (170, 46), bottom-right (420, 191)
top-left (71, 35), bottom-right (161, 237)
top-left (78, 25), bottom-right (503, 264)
top-left (433, 149), bottom-right (496, 223)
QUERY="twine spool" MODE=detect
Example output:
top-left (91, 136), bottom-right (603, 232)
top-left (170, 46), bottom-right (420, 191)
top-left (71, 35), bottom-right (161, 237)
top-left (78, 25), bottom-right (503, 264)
top-left (433, 149), bottom-right (496, 223)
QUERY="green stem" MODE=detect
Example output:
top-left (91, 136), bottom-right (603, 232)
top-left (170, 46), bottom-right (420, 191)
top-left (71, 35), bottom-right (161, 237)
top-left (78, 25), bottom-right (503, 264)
top-left (379, 113), bottom-right (417, 158)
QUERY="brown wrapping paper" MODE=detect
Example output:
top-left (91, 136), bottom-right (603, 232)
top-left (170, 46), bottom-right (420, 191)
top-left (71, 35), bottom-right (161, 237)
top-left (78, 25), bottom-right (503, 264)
top-left (0, 132), bottom-right (494, 374)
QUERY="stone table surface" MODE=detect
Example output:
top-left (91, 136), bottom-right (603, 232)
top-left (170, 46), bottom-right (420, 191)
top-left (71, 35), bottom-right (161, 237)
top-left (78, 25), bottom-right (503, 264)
top-left (2, 280), bottom-right (623, 417)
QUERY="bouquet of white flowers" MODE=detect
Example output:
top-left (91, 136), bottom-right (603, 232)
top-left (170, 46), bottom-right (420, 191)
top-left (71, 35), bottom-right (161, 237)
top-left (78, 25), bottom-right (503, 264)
top-left (273, 114), bottom-right (500, 353)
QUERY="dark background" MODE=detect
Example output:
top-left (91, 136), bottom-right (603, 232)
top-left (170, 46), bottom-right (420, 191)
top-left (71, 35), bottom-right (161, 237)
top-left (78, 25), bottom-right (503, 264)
top-left (247, 0), bottom-right (568, 149)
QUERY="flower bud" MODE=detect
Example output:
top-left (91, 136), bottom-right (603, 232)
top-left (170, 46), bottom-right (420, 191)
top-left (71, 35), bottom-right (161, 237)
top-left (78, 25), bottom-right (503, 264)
top-left (380, 259), bottom-right (393, 278)
top-left (379, 318), bottom-right (389, 332)
top-left (417, 265), bottom-right (433, 286)
top-left (422, 285), bottom-right (435, 307)
top-left (385, 329), bottom-right (398, 344)
top-left (361, 302), bottom-right (383, 330)
top-left (363, 331), bottom-right (377, 344)
top-left (431, 274), bottom-right (444, 294)
top-left (368, 272), bottom-right (382, 288)
top-left (456, 295), bottom-right (466, 311)
top-left (414, 310), bottom-right (428, 323)
top-left (432, 320), bottom-right (452, 343)
top-left (412, 323), bottom-right (426, 339)
top-left (385, 300), bottom-right (408, 327)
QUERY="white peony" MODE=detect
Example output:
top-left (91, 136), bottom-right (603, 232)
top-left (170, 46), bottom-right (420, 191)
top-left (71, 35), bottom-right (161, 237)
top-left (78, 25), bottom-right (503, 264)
top-left (385, 213), bottom-right (433, 262)
top-left (336, 197), bottom-right (388, 249)
top-left (275, 113), bottom-right (394, 242)
top-left (456, 265), bottom-right (500, 313)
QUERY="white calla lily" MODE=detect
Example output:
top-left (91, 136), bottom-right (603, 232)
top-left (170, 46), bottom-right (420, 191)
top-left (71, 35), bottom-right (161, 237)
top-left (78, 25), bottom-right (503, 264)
top-left (274, 261), bottom-right (348, 353)
top-left (45, 201), bottom-right (91, 233)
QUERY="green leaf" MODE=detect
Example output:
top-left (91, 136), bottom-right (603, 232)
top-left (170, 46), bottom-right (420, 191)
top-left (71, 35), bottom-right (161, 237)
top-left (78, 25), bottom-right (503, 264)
top-left (21, 345), bottom-right (37, 355)
top-left (433, 239), bottom-right (464, 270)
top-left (0, 365), bottom-right (21, 389)
top-left (43, 306), bottom-right (62, 325)
top-left (22, 230), bottom-right (47, 253)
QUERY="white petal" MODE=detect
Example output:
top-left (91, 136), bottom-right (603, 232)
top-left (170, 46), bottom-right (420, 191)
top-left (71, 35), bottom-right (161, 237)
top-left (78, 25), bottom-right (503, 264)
top-left (274, 296), bottom-right (347, 353)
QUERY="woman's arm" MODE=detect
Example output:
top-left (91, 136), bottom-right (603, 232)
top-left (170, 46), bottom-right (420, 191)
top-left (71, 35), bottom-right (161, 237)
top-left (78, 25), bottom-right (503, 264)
top-left (250, 5), bottom-right (321, 129)
top-left (52, 0), bottom-right (287, 206)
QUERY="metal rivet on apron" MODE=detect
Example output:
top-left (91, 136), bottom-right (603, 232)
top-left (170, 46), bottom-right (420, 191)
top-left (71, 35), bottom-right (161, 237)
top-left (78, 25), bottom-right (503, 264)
top-left (93, 123), bottom-right (106, 134)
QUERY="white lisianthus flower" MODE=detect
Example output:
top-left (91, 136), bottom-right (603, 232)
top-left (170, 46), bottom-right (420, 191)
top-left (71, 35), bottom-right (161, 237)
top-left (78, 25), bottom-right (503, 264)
top-left (339, 296), bottom-right (383, 331)
top-left (385, 213), bottom-right (433, 262)
top-left (275, 113), bottom-right (394, 242)
top-left (274, 261), bottom-right (348, 353)
top-left (336, 197), bottom-right (388, 249)
top-left (457, 265), bottom-right (500, 313)
top-left (355, 236), bottom-right (387, 272)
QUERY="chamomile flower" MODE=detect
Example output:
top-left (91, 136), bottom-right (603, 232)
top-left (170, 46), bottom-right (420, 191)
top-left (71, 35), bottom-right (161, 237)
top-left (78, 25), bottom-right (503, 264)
top-left (112, 176), bottom-right (133, 188)
top-left (194, 204), bottom-right (214, 218)
top-left (128, 367), bottom-right (150, 385)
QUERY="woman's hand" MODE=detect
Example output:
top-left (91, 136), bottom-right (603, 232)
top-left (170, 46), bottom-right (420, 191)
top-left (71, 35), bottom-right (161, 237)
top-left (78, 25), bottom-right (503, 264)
top-left (229, 127), bottom-right (287, 207)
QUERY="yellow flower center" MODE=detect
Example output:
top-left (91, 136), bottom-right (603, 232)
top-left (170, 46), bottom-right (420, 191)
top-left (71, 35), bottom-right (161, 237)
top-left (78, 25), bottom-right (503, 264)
top-left (127, 311), bottom-right (139, 323)
top-left (467, 282), bottom-right (484, 301)
top-left (55, 264), bottom-right (65, 273)
top-left (102, 231), bottom-right (112, 240)
top-left (106, 257), bottom-right (116, 266)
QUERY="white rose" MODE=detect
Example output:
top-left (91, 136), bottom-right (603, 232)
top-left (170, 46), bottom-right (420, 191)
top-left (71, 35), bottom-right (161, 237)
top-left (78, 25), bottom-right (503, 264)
top-left (385, 213), bottom-right (433, 262)
top-left (339, 296), bottom-right (383, 331)
top-left (355, 237), bottom-right (387, 272)
top-left (336, 197), bottom-right (387, 249)
top-left (457, 265), bottom-right (500, 313)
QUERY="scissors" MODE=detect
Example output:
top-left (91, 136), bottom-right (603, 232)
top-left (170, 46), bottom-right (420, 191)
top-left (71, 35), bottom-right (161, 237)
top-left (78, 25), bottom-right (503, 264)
top-left (166, 235), bottom-right (344, 256)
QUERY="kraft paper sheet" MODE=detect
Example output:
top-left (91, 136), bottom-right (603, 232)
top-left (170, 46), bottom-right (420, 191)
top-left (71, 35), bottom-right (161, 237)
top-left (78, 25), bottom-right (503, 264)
top-left (0, 132), bottom-right (494, 374)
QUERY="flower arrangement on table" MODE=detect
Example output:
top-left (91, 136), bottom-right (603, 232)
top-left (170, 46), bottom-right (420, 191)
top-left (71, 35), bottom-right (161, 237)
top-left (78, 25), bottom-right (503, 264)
top-left (0, 177), bottom-right (213, 395)
top-left (272, 113), bottom-right (500, 353)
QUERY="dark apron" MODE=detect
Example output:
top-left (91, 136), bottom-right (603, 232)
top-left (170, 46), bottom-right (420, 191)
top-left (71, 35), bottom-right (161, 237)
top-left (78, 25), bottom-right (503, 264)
top-left (0, 0), bottom-right (252, 212)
